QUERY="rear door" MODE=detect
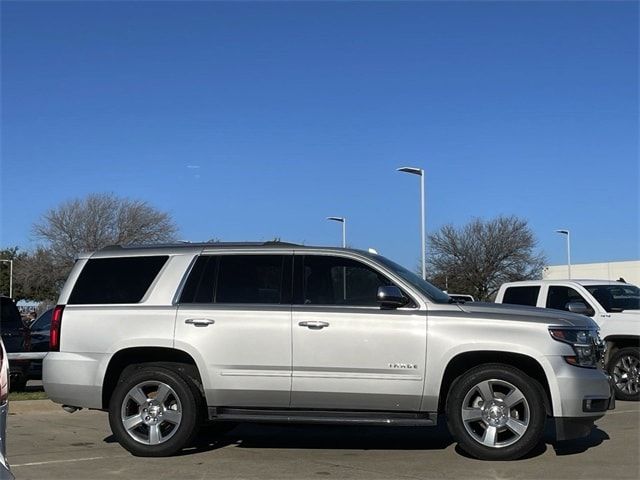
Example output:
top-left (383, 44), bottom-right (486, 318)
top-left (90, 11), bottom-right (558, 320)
top-left (175, 252), bottom-right (293, 408)
top-left (291, 253), bottom-right (427, 411)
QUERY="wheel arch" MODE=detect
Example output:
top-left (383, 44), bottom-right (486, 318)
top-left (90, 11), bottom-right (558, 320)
top-left (603, 335), bottom-right (640, 366)
top-left (436, 350), bottom-right (553, 416)
top-left (102, 347), bottom-right (203, 409)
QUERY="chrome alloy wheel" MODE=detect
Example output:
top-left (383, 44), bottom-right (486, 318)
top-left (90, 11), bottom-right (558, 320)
top-left (613, 354), bottom-right (640, 395)
top-left (461, 379), bottom-right (530, 448)
top-left (120, 381), bottom-right (183, 445)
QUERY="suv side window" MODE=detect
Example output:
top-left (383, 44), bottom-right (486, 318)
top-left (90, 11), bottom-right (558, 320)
top-left (502, 286), bottom-right (540, 307)
top-left (180, 255), bottom-right (290, 304)
top-left (297, 255), bottom-right (398, 306)
top-left (68, 256), bottom-right (169, 304)
top-left (546, 286), bottom-right (595, 316)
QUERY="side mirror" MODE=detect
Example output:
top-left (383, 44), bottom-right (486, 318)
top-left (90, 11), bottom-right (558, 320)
top-left (566, 301), bottom-right (590, 315)
top-left (377, 286), bottom-right (408, 309)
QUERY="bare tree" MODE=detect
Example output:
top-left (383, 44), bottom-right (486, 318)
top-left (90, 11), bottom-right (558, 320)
top-left (33, 193), bottom-right (178, 264)
top-left (428, 215), bottom-right (545, 301)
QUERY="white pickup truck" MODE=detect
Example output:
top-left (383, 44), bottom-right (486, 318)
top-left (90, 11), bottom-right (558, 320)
top-left (495, 280), bottom-right (640, 401)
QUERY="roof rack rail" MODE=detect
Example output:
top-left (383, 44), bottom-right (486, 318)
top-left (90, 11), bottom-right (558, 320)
top-left (98, 240), bottom-right (301, 251)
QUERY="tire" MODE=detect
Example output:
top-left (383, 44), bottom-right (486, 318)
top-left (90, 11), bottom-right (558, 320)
top-left (608, 348), bottom-right (640, 401)
top-left (446, 364), bottom-right (546, 460)
top-left (108, 365), bottom-right (203, 456)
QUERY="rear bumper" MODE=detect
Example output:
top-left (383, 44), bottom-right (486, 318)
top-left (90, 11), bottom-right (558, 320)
top-left (43, 352), bottom-right (104, 409)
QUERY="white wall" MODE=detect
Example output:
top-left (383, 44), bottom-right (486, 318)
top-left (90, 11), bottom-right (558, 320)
top-left (543, 260), bottom-right (640, 286)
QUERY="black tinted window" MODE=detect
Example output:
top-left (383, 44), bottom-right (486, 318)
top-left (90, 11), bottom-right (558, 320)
top-left (68, 256), bottom-right (168, 304)
top-left (546, 286), bottom-right (594, 315)
top-left (216, 255), bottom-right (285, 304)
top-left (585, 284), bottom-right (640, 312)
top-left (32, 309), bottom-right (53, 331)
top-left (1, 297), bottom-right (22, 331)
top-left (180, 256), bottom-right (217, 303)
top-left (301, 256), bottom-right (395, 306)
top-left (502, 286), bottom-right (540, 307)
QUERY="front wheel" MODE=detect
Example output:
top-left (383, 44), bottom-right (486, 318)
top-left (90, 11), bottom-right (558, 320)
top-left (608, 348), bottom-right (640, 401)
top-left (446, 364), bottom-right (546, 460)
top-left (108, 366), bottom-right (202, 456)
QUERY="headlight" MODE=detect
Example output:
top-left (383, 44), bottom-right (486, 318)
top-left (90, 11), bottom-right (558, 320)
top-left (549, 328), bottom-right (604, 368)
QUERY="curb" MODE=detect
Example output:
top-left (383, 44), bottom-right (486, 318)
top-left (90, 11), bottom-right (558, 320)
top-left (8, 400), bottom-right (62, 415)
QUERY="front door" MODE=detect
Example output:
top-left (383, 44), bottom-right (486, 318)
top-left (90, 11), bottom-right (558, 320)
top-left (174, 252), bottom-right (292, 407)
top-left (291, 254), bottom-right (427, 411)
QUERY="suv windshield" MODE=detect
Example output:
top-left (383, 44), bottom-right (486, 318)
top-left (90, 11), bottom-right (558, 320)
top-left (362, 252), bottom-right (451, 304)
top-left (584, 284), bottom-right (640, 312)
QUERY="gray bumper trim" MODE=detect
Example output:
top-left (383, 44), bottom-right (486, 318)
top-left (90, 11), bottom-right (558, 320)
top-left (555, 416), bottom-right (601, 441)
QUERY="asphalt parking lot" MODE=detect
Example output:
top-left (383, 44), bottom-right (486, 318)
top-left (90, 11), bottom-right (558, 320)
top-left (7, 400), bottom-right (640, 480)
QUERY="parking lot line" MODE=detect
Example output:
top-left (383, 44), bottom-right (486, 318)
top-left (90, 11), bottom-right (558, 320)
top-left (12, 455), bottom-right (127, 468)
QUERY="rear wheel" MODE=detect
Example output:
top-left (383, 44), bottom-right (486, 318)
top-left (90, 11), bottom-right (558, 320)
top-left (446, 364), bottom-right (546, 460)
top-left (109, 366), bottom-right (202, 456)
top-left (608, 348), bottom-right (640, 401)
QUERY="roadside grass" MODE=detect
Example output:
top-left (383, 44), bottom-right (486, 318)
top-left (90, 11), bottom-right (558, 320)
top-left (9, 390), bottom-right (48, 401)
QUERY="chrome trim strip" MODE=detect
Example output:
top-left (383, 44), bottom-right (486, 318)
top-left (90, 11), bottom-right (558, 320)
top-left (219, 371), bottom-right (291, 377)
top-left (292, 372), bottom-right (422, 381)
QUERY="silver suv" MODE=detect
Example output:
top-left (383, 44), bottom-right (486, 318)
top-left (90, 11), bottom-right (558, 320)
top-left (43, 242), bottom-right (614, 460)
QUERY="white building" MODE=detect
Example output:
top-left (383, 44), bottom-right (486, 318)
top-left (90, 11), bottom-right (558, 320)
top-left (543, 260), bottom-right (640, 286)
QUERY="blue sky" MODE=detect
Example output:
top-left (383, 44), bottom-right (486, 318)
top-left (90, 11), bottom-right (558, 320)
top-left (1, 1), bottom-right (638, 270)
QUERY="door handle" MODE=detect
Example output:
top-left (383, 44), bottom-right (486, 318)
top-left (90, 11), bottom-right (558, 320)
top-left (298, 320), bottom-right (329, 329)
top-left (185, 318), bottom-right (215, 327)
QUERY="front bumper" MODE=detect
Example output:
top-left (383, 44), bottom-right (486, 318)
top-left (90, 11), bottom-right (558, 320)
top-left (548, 356), bottom-right (615, 441)
top-left (547, 355), bottom-right (613, 418)
top-left (555, 380), bottom-right (613, 441)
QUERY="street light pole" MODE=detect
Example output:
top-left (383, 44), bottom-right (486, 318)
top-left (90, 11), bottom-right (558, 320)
top-left (397, 166), bottom-right (426, 280)
top-left (0, 259), bottom-right (13, 299)
top-left (327, 217), bottom-right (346, 248)
top-left (555, 229), bottom-right (571, 279)
top-left (327, 217), bottom-right (347, 299)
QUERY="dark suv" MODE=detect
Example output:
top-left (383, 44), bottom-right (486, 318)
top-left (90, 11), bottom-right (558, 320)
top-left (0, 297), bottom-right (31, 390)
top-left (27, 308), bottom-right (52, 381)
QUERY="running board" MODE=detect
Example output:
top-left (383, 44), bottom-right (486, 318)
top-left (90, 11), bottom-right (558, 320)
top-left (208, 407), bottom-right (437, 426)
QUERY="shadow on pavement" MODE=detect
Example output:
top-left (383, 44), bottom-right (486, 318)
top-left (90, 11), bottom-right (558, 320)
top-left (103, 416), bottom-right (609, 459)
top-left (550, 427), bottom-right (610, 456)
top-left (163, 420), bottom-right (456, 456)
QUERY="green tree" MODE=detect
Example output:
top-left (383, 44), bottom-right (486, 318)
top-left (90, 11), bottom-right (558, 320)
top-left (0, 247), bottom-right (27, 299)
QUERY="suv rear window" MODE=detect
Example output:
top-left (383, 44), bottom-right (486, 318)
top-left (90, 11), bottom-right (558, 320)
top-left (1, 296), bottom-right (22, 331)
top-left (502, 286), bottom-right (540, 307)
top-left (68, 256), bottom-right (168, 304)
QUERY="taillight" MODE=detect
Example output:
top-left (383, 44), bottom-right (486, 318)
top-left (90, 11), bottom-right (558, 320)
top-left (50, 305), bottom-right (65, 352)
